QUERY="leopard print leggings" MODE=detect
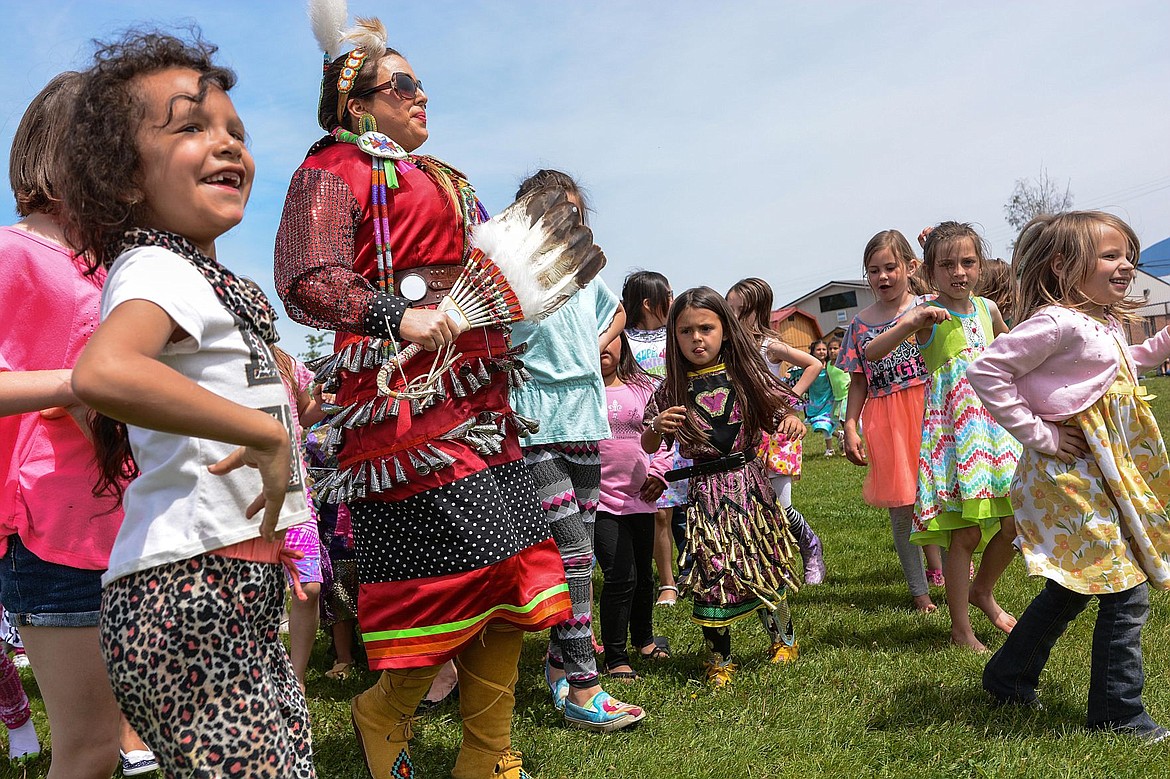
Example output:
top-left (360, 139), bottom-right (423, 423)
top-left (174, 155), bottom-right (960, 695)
top-left (101, 555), bottom-right (314, 778)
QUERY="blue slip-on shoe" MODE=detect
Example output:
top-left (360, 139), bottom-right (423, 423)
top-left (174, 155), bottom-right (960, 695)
top-left (563, 690), bottom-right (645, 733)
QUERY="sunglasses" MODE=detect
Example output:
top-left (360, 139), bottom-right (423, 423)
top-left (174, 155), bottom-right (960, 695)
top-left (353, 72), bottom-right (424, 101)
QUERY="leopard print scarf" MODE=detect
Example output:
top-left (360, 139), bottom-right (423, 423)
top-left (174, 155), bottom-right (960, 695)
top-left (117, 228), bottom-right (279, 345)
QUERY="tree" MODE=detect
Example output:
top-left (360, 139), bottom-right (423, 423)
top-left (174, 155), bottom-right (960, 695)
top-left (1003, 168), bottom-right (1074, 231)
top-left (299, 331), bottom-right (330, 363)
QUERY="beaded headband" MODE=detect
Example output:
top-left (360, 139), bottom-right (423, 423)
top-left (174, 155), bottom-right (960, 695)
top-left (334, 48), bottom-right (369, 124)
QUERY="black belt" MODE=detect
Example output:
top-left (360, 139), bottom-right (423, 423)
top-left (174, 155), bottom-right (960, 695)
top-left (665, 451), bottom-right (754, 482)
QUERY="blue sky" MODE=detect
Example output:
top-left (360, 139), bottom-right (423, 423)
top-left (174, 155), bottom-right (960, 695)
top-left (3, 1), bottom-right (1169, 356)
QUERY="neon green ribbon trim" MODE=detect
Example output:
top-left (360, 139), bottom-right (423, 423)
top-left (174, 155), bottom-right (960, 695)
top-left (362, 583), bottom-right (569, 642)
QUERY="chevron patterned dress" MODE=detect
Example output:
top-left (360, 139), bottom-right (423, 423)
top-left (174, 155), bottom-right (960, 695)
top-left (912, 296), bottom-right (1021, 550)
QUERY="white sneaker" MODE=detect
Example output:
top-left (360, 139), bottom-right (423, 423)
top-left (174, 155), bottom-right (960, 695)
top-left (120, 749), bottom-right (159, 776)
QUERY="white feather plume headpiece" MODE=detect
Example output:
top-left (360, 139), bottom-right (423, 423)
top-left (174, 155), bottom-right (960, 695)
top-left (308, 0), bottom-right (348, 60)
top-left (308, 0), bottom-right (388, 62)
top-left (341, 17), bottom-right (388, 61)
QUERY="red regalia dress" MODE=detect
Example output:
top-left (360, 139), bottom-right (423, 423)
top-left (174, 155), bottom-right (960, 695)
top-left (275, 139), bottom-right (570, 670)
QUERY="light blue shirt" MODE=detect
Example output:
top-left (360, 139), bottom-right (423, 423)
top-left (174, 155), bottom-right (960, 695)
top-left (509, 278), bottom-right (620, 445)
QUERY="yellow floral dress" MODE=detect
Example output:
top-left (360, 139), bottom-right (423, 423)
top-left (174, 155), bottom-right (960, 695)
top-left (1011, 346), bottom-right (1170, 594)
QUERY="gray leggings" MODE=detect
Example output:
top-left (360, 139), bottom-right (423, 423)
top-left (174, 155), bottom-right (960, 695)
top-left (890, 505), bottom-right (928, 597)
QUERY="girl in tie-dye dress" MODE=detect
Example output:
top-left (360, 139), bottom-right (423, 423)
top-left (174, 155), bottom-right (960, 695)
top-left (865, 222), bottom-right (1020, 651)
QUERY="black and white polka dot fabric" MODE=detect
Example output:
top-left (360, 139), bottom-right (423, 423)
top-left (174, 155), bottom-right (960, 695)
top-left (349, 460), bottom-right (547, 583)
top-left (361, 291), bottom-right (409, 341)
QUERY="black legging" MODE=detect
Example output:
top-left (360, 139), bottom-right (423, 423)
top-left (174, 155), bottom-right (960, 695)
top-left (594, 511), bottom-right (655, 669)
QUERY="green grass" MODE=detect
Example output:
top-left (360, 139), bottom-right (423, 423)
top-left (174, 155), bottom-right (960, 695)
top-left (9, 378), bottom-right (1170, 778)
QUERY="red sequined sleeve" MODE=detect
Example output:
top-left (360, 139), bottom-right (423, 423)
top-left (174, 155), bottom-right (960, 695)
top-left (274, 167), bottom-right (407, 339)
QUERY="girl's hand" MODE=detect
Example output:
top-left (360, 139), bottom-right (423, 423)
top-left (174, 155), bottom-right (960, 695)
top-left (777, 413), bottom-right (805, 440)
top-left (208, 417), bottom-right (291, 541)
top-left (654, 406), bottom-right (687, 435)
top-left (279, 547), bottom-right (308, 601)
top-left (917, 226), bottom-right (933, 248)
top-left (843, 427), bottom-right (867, 466)
top-left (912, 306), bottom-right (950, 327)
top-left (1054, 424), bottom-right (1088, 463)
top-left (639, 477), bottom-right (666, 502)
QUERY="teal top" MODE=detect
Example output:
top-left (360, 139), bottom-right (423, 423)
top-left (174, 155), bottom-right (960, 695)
top-left (509, 278), bottom-right (621, 445)
top-left (919, 296), bottom-right (994, 374)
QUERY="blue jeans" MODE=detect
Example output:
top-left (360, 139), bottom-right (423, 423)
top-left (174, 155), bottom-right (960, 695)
top-left (0, 535), bottom-right (102, 627)
top-left (983, 579), bottom-right (1160, 733)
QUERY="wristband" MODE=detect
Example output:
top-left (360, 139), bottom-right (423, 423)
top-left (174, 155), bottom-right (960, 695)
top-left (650, 418), bottom-right (662, 435)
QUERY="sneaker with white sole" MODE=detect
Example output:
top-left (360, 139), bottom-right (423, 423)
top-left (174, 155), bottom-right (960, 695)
top-left (120, 749), bottom-right (159, 776)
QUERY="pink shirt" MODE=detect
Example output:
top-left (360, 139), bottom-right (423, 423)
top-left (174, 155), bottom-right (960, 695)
top-left (598, 381), bottom-right (672, 515)
top-left (0, 227), bottom-right (122, 568)
top-left (967, 305), bottom-right (1170, 455)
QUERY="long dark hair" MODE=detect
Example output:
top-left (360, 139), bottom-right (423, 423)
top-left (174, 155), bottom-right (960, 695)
top-left (661, 287), bottom-right (794, 448)
top-left (10, 72), bottom-right (82, 217)
top-left (622, 270), bottom-right (672, 330)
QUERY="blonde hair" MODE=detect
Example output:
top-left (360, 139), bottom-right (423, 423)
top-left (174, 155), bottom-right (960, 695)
top-left (921, 221), bottom-right (989, 289)
top-left (862, 229), bottom-right (921, 295)
top-left (976, 258), bottom-right (1017, 317)
top-left (1013, 210), bottom-right (1141, 324)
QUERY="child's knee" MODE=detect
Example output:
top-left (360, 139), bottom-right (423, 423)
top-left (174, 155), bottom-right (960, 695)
top-left (950, 527), bottom-right (981, 552)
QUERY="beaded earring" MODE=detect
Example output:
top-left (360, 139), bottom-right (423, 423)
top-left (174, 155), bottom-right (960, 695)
top-left (358, 112), bottom-right (378, 134)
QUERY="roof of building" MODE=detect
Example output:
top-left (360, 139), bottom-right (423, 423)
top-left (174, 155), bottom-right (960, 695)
top-left (781, 278), bottom-right (869, 307)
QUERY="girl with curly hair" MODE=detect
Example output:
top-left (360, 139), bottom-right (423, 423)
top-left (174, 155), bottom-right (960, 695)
top-left (63, 31), bottom-right (313, 776)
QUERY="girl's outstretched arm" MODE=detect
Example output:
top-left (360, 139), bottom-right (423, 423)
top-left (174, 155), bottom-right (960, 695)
top-left (1130, 326), bottom-right (1170, 371)
top-left (842, 372), bottom-right (868, 466)
top-left (73, 299), bottom-right (291, 537)
top-left (770, 342), bottom-right (821, 397)
top-left (298, 382), bottom-right (327, 428)
top-left (0, 370), bottom-right (74, 416)
top-left (865, 305), bottom-right (947, 361)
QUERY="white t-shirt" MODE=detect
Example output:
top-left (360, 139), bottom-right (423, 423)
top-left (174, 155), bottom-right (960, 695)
top-left (99, 246), bottom-right (309, 585)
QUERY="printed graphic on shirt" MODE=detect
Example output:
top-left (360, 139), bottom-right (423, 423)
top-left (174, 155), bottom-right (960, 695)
top-left (238, 324), bottom-right (281, 387)
top-left (871, 339), bottom-right (926, 389)
top-left (259, 404), bottom-right (304, 493)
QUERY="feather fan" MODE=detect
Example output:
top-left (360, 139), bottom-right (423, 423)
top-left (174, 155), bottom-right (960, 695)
top-left (382, 186), bottom-right (606, 371)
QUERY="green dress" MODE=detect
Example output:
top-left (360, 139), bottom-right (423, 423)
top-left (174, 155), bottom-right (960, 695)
top-left (912, 297), bottom-right (1021, 549)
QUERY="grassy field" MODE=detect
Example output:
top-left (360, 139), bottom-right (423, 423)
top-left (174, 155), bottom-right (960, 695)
top-left (9, 378), bottom-right (1170, 778)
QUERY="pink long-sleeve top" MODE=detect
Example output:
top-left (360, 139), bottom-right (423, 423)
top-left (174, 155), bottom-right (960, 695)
top-left (967, 305), bottom-right (1170, 455)
top-left (598, 381), bottom-right (672, 515)
top-left (0, 227), bottom-right (122, 568)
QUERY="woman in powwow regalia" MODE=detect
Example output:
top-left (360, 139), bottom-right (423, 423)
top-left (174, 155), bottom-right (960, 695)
top-left (274, 5), bottom-right (572, 777)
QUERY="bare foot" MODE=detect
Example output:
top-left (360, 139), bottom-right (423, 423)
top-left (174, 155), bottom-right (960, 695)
top-left (950, 632), bottom-right (989, 653)
top-left (912, 594), bottom-right (937, 614)
top-left (970, 591), bottom-right (1017, 634)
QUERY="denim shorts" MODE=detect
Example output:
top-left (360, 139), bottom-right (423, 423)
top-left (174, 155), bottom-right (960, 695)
top-left (0, 535), bottom-right (103, 627)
